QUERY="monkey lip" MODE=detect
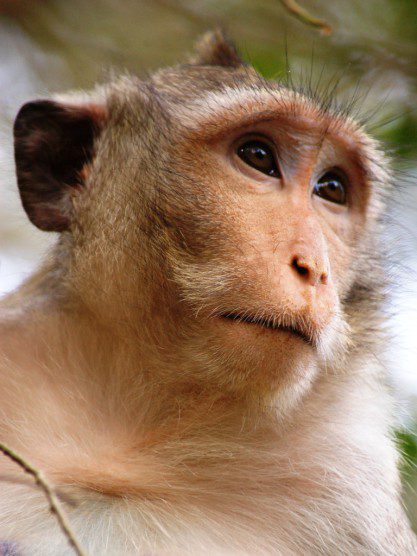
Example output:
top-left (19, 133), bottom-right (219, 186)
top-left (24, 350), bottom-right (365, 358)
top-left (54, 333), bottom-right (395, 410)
top-left (219, 312), bottom-right (315, 346)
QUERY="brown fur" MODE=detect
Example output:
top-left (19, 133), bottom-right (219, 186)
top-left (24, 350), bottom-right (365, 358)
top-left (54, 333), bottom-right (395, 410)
top-left (0, 31), bottom-right (415, 555)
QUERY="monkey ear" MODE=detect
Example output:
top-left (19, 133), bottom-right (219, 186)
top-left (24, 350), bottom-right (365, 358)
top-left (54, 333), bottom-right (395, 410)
top-left (13, 99), bottom-right (106, 232)
top-left (190, 29), bottom-right (244, 68)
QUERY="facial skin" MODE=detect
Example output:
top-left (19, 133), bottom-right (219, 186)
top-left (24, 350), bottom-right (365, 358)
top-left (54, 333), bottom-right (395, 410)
top-left (145, 90), bottom-right (374, 403)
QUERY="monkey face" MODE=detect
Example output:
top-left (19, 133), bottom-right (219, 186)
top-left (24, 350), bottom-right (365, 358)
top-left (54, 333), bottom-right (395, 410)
top-left (12, 35), bottom-right (387, 404)
top-left (149, 82), bottom-right (382, 400)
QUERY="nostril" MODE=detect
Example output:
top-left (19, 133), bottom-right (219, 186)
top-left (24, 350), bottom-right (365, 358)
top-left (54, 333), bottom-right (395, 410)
top-left (292, 256), bottom-right (309, 278)
top-left (291, 256), bottom-right (328, 286)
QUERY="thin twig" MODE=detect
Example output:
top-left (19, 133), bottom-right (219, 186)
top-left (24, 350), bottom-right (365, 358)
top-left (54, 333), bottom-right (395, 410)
top-left (278, 0), bottom-right (332, 35)
top-left (0, 442), bottom-right (87, 556)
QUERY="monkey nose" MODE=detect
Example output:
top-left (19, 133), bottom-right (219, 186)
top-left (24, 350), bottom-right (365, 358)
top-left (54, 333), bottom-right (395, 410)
top-left (290, 255), bottom-right (329, 287)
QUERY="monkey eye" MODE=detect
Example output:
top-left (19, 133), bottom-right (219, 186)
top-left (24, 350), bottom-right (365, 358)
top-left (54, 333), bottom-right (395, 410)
top-left (313, 171), bottom-right (347, 205)
top-left (237, 140), bottom-right (280, 178)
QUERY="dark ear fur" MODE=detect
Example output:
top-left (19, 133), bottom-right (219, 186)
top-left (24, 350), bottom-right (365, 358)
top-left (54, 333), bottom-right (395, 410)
top-left (190, 29), bottom-right (244, 68)
top-left (14, 100), bottom-right (105, 232)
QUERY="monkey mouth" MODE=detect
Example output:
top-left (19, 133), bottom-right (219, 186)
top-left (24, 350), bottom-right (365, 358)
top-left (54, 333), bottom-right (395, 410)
top-left (219, 312), bottom-right (315, 346)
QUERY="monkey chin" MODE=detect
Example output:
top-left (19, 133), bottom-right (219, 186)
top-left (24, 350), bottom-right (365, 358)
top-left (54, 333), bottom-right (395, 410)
top-left (202, 312), bottom-right (320, 405)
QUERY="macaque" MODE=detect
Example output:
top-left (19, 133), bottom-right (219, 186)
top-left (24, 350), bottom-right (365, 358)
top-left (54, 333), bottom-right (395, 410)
top-left (0, 30), bottom-right (415, 555)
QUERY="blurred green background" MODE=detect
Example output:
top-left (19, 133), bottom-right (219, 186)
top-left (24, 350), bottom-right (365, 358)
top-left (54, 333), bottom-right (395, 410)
top-left (0, 0), bottom-right (416, 530)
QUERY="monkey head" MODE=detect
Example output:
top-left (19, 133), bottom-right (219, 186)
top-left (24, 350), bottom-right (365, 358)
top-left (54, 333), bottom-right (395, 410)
top-left (13, 31), bottom-right (387, 409)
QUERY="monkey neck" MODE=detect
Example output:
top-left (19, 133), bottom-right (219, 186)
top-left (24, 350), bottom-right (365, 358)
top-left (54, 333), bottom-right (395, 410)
top-left (0, 264), bottom-right (395, 522)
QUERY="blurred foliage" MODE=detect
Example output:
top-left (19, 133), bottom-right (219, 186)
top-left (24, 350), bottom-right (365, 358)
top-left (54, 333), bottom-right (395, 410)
top-left (397, 430), bottom-right (417, 530)
top-left (379, 113), bottom-right (417, 159)
top-left (397, 430), bottom-right (417, 473)
top-left (0, 0), bottom-right (416, 156)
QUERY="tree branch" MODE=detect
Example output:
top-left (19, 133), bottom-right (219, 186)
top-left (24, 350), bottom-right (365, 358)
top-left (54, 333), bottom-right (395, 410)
top-left (278, 0), bottom-right (332, 35)
top-left (0, 442), bottom-right (87, 556)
